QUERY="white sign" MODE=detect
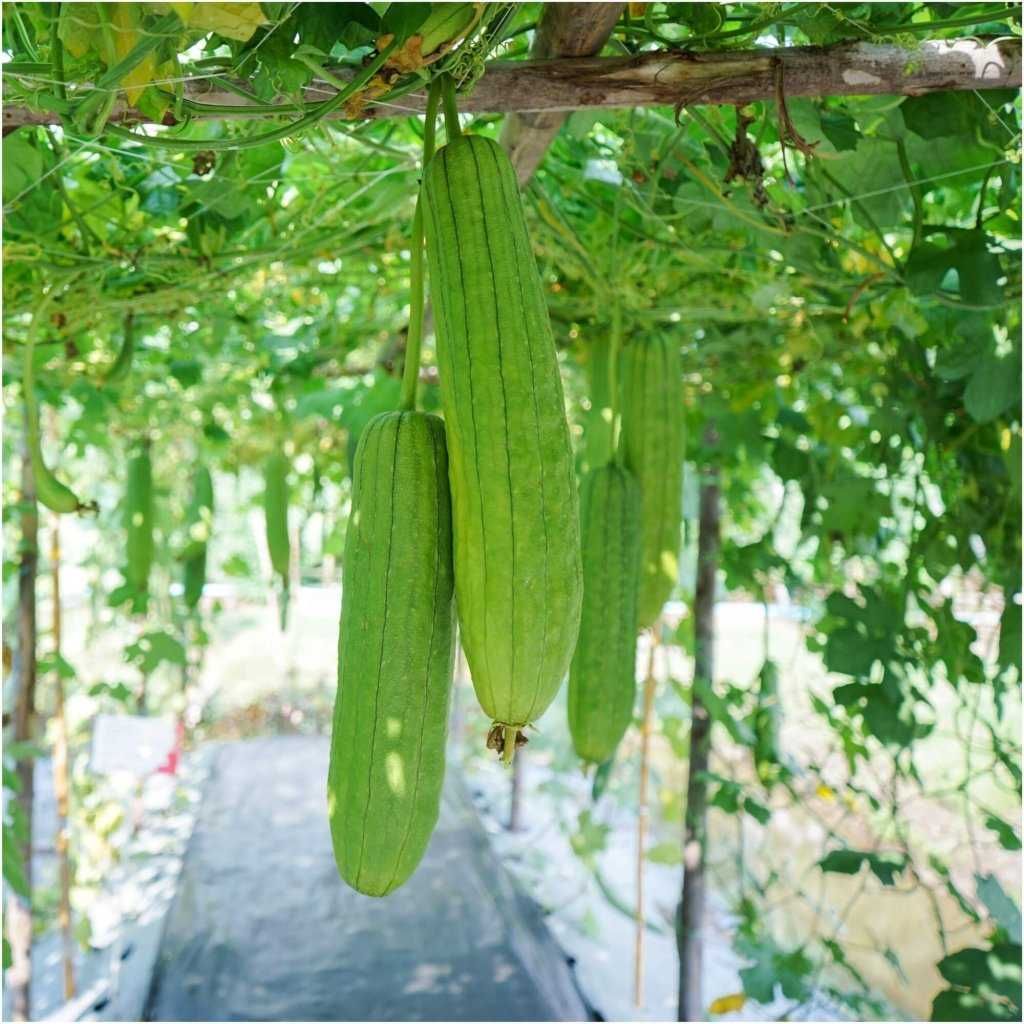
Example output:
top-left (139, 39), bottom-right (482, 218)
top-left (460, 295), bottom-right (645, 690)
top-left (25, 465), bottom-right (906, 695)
top-left (90, 714), bottom-right (176, 777)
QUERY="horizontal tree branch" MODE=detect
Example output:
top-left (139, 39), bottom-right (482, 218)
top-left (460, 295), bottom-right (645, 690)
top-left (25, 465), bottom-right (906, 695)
top-left (2, 38), bottom-right (1019, 132)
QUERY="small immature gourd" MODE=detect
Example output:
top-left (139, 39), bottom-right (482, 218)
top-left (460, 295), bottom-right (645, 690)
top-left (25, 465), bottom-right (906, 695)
top-left (124, 443), bottom-right (154, 594)
top-left (619, 336), bottom-right (685, 630)
top-left (262, 451), bottom-right (291, 583)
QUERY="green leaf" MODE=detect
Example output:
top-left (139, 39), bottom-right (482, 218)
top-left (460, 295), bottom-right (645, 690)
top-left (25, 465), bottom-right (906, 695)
top-left (999, 596), bottom-right (1022, 673)
top-left (646, 841), bottom-right (682, 865)
top-left (817, 848), bottom-right (864, 875)
top-left (932, 943), bottom-right (1022, 1021)
top-left (2, 843), bottom-right (30, 901)
top-left (4, 741), bottom-right (46, 762)
top-left (692, 676), bottom-right (755, 746)
top-left (985, 815), bottom-right (1022, 852)
top-left (826, 139), bottom-right (908, 228)
top-left (824, 628), bottom-right (878, 676)
top-left (819, 110), bottom-right (860, 151)
top-left (903, 91), bottom-right (1017, 149)
top-left (2, 132), bottom-right (43, 205)
top-left (571, 809), bottom-right (610, 862)
top-left (87, 681), bottom-right (136, 705)
top-left (976, 874), bottom-right (1022, 944)
top-left (965, 350), bottom-right (1020, 424)
top-left (671, 2), bottom-right (724, 34)
top-left (743, 797), bottom-right (771, 825)
top-left (818, 848), bottom-right (908, 886)
top-left (738, 938), bottom-right (813, 1005)
top-left (907, 231), bottom-right (1003, 306)
top-left (221, 553), bottom-right (253, 578)
top-left (170, 359), bottom-right (203, 387)
top-left (380, 2), bottom-right (431, 42)
top-left (124, 631), bottom-right (187, 673)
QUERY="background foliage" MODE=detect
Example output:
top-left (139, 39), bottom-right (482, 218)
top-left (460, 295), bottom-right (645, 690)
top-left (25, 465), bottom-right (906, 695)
top-left (2, 2), bottom-right (1021, 1020)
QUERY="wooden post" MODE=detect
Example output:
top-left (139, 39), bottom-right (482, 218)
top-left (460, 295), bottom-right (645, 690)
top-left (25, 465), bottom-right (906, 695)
top-left (7, 443), bottom-right (38, 1021)
top-left (677, 426), bottom-right (720, 1022)
top-left (50, 512), bottom-right (77, 999)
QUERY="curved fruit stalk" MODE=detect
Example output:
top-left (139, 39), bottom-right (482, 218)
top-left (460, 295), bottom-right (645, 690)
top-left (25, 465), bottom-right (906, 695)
top-left (423, 133), bottom-right (583, 755)
top-left (619, 336), bottom-right (685, 630)
top-left (568, 464), bottom-right (643, 765)
top-left (124, 442), bottom-right (154, 593)
top-left (263, 452), bottom-right (290, 580)
top-left (329, 411), bottom-right (455, 896)
top-left (22, 299), bottom-right (94, 515)
top-left (103, 311), bottom-right (135, 385)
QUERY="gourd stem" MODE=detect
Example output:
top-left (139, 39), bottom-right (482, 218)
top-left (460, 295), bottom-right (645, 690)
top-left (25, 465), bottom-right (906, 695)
top-left (441, 75), bottom-right (462, 140)
top-left (423, 77), bottom-right (442, 165)
top-left (609, 300), bottom-right (624, 467)
top-left (398, 81), bottom-right (443, 412)
top-left (608, 178), bottom-right (625, 467)
top-left (399, 200), bottom-right (426, 411)
top-left (502, 725), bottom-right (517, 766)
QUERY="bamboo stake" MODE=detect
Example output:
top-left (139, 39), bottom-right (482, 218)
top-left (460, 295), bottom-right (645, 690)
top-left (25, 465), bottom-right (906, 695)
top-left (49, 511), bottom-right (76, 999)
top-left (634, 624), bottom-right (660, 1007)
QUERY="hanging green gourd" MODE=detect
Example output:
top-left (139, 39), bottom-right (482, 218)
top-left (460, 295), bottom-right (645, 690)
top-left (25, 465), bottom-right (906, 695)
top-left (568, 305), bottom-right (643, 766)
top-left (421, 77), bottom-right (583, 762)
top-left (263, 449), bottom-right (291, 630)
top-left (329, 83), bottom-right (457, 896)
top-left (124, 441), bottom-right (154, 599)
top-left (181, 463), bottom-right (214, 611)
top-left (619, 335), bottom-right (685, 630)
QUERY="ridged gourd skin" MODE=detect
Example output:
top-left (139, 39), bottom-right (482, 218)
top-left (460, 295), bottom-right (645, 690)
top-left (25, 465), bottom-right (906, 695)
top-left (620, 337), bottom-right (685, 630)
top-left (422, 134), bottom-right (583, 730)
top-left (568, 464), bottom-right (643, 765)
top-left (125, 445), bottom-right (154, 591)
top-left (328, 411), bottom-right (456, 897)
top-left (182, 465), bottom-right (213, 610)
top-left (263, 452), bottom-right (290, 581)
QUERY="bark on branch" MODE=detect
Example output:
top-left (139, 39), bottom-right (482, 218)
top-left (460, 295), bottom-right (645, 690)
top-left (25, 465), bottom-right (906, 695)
top-left (2, 38), bottom-right (1019, 131)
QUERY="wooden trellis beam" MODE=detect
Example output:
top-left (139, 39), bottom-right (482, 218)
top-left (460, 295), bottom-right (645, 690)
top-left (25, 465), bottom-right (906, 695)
top-left (2, 38), bottom-right (1019, 132)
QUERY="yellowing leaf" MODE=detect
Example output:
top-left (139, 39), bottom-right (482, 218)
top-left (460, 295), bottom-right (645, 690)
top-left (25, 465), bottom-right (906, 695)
top-left (181, 3), bottom-right (266, 42)
top-left (170, 2), bottom-right (194, 22)
top-left (109, 4), bottom-right (141, 61)
top-left (123, 52), bottom-right (159, 106)
top-left (709, 993), bottom-right (747, 1015)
